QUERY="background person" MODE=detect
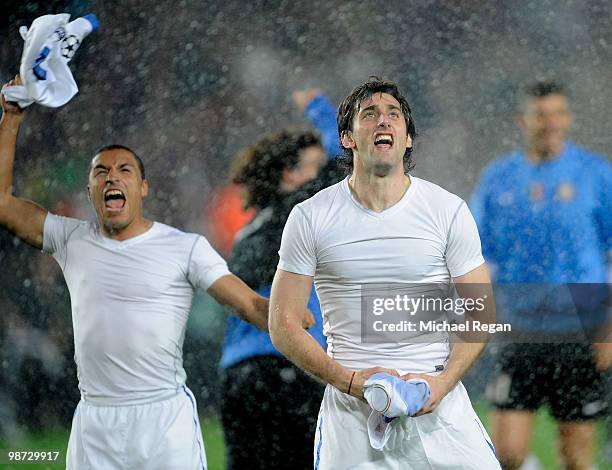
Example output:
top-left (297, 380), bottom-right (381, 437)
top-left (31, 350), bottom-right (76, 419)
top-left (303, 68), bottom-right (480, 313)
top-left (471, 80), bottom-right (612, 470)
top-left (220, 89), bottom-right (344, 469)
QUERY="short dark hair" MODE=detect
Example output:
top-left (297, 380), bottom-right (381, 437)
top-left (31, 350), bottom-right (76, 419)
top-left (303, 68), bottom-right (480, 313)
top-left (232, 129), bottom-right (322, 209)
top-left (524, 80), bottom-right (566, 98)
top-left (337, 76), bottom-right (417, 173)
top-left (93, 144), bottom-right (146, 180)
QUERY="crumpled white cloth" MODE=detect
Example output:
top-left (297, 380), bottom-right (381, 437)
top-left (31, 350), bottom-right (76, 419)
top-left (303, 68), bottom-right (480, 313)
top-left (363, 373), bottom-right (431, 450)
top-left (1, 13), bottom-right (99, 108)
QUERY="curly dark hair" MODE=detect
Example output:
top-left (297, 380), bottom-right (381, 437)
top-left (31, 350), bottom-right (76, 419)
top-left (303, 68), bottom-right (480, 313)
top-left (337, 76), bottom-right (417, 173)
top-left (232, 129), bottom-right (322, 209)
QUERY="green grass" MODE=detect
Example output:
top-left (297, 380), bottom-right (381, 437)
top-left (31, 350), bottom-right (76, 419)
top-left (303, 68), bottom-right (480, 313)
top-left (200, 415), bottom-right (226, 470)
top-left (0, 428), bottom-right (69, 470)
top-left (1, 405), bottom-right (610, 470)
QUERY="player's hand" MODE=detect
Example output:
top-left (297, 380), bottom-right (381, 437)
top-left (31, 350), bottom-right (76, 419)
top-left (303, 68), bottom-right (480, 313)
top-left (399, 372), bottom-right (453, 415)
top-left (593, 343), bottom-right (612, 371)
top-left (349, 367), bottom-right (399, 400)
top-left (1, 75), bottom-right (24, 116)
top-left (301, 308), bottom-right (316, 329)
top-left (292, 88), bottom-right (323, 113)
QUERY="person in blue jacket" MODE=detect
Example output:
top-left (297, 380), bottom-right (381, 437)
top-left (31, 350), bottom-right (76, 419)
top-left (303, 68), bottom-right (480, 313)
top-left (219, 90), bottom-right (343, 469)
top-left (471, 80), bottom-right (611, 470)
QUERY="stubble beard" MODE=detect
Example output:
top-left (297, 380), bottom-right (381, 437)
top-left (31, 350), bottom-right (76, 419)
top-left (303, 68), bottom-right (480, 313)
top-left (372, 162), bottom-right (393, 177)
top-left (100, 212), bottom-right (132, 236)
top-left (103, 220), bottom-right (128, 235)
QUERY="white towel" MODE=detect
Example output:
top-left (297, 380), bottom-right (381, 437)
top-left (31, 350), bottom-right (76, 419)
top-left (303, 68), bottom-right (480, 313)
top-left (363, 373), bottom-right (431, 450)
top-left (1, 13), bottom-right (99, 108)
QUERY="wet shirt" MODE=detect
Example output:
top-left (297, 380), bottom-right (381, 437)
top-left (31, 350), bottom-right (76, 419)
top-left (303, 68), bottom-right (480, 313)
top-left (278, 176), bottom-right (484, 374)
top-left (43, 214), bottom-right (230, 405)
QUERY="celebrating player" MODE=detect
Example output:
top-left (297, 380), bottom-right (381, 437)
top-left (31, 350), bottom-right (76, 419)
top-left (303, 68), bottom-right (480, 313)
top-left (0, 75), bottom-right (301, 470)
top-left (472, 81), bottom-right (612, 470)
top-left (269, 77), bottom-right (500, 468)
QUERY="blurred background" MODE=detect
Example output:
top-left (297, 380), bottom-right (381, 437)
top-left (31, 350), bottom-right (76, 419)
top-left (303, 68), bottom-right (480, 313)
top-left (1, 0), bottom-right (611, 468)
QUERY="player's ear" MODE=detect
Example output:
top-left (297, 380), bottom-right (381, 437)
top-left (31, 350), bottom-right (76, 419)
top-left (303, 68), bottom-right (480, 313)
top-left (141, 179), bottom-right (149, 197)
top-left (341, 131), bottom-right (355, 149)
top-left (404, 134), bottom-right (413, 149)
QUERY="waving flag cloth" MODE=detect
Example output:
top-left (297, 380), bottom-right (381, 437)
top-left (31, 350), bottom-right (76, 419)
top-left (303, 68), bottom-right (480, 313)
top-left (1, 13), bottom-right (99, 108)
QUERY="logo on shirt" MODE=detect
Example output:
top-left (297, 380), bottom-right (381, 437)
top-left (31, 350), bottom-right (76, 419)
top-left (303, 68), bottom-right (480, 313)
top-left (61, 35), bottom-right (81, 60)
top-left (529, 183), bottom-right (544, 202)
top-left (556, 182), bottom-right (575, 202)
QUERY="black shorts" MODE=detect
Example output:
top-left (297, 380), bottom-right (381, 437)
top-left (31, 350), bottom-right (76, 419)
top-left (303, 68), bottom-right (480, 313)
top-left (220, 355), bottom-right (325, 470)
top-left (487, 343), bottom-right (608, 421)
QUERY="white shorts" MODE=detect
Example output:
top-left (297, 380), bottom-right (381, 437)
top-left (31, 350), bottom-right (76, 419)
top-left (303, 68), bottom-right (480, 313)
top-left (313, 382), bottom-right (500, 469)
top-left (66, 386), bottom-right (207, 470)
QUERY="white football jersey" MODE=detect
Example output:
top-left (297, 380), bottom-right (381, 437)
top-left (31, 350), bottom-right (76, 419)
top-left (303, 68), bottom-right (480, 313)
top-left (278, 176), bottom-right (484, 374)
top-left (43, 214), bottom-right (230, 405)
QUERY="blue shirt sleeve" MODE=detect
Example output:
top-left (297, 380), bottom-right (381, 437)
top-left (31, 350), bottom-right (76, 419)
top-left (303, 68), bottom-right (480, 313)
top-left (470, 166), bottom-right (495, 264)
top-left (305, 95), bottom-right (342, 159)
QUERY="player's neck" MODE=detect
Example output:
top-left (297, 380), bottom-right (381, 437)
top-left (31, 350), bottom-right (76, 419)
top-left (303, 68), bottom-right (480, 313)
top-left (525, 142), bottom-right (564, 163)
top-left (348, 170), bottom-right (410, 213)
top-left (101, 217), bottom-right (154, 241)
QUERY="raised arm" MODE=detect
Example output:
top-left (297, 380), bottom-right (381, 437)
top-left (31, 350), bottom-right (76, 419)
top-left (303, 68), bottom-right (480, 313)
top-left (283, 90), bottom-right (345, 209)
top-left (269, 268), bottom-right (396, 398)
top-left (0, 76), bottom-right (47, 249)
top-left (293, 88), bottom-right (342, 158)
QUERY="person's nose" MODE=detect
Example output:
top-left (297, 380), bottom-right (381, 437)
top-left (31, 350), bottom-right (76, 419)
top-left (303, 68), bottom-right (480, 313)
top-left (377, 113), bottom-right (391, 127)
top-left (105, 168), bottom-right (119, 183)
top-left (542, 112), bottom-right (561, 129)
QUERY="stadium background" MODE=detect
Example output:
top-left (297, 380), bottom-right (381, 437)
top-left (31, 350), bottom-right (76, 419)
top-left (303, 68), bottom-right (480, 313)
top-left (0, 1), bottom-right (611, 468)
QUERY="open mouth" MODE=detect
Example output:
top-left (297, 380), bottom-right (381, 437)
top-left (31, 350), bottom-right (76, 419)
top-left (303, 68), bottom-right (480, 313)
top-left (374, 133), bottom-right (393, 150)
top-left (104, 189), bottom-right (126, 212)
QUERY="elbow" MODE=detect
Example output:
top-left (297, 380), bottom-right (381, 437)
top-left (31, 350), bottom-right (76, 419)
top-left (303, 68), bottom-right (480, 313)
top-left (270, 323), bottom-right (295, 350)
top-left (269, 328), bottom-right (286, 353)
top-left (268, 307), bottom-right (291, 352)
top-left (269, 316), bottom-right (283, 349)
top-left (270, 319), bottom-right (302, 356)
